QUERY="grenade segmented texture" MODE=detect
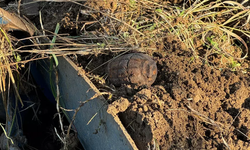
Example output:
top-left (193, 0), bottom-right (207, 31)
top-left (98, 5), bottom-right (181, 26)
top-left (107, 53), bottom-right (157, 87)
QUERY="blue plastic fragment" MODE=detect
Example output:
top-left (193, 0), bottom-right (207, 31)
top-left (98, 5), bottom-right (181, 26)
top-left (0, 17), bottom-right (8, 25)
top-left (30, 61), bottom-right (56, 104)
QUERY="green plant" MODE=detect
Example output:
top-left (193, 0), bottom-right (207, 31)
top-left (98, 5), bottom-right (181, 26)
top-left (229, 60), bottom-right (241, 71)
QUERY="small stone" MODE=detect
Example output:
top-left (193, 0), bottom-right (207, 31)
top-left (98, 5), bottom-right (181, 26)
top-left (107, 97), bottom-right (131, 116)
top-left (143, 105), bottom-right (148, 112)
top-left (138, 107), bottom-right (143, 112)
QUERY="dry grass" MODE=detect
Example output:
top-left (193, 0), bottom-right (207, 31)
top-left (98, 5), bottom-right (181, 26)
top-left (80, 0), bottom-right (250, 70)
top-left (0, 26), bottom-right (23, 149)
top-left (6, 0), bottom-right (249, 69)
top-left (1, 0), bottom-right (250, 149)
top-left (11, 0), bottom-right (250, 70)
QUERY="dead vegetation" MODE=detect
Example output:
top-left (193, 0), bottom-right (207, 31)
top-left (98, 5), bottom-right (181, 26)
top-left (0, 0), bottom-right (250, 149)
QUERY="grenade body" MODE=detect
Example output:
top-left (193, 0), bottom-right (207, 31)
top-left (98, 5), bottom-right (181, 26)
top-left (107, 53), bottom-right (157, 87)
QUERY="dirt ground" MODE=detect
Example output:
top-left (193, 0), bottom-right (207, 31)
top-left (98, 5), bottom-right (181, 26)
top-left (16, 1), bottom-right (250, 150)
top-left (74, 35), bottom-right (250, 150)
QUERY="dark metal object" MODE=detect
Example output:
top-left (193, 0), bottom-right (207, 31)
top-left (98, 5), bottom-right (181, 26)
top-left (107, 53), bottom-right (157, 87)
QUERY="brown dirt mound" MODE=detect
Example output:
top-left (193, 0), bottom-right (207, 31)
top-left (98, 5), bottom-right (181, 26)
top-left (33, 1), bottom-right (250, 149)
top-left (107, 36), bottom-right (250, 150)
top-left (15, 0), bottom-right (250, 149)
